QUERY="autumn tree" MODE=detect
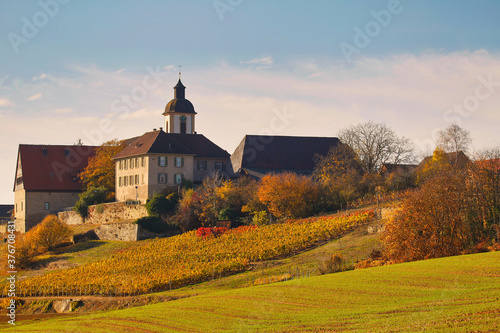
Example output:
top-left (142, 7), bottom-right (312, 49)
top-left (30, 215), bottom-right (72, 252)
top-left (384, 147), bottom-right (500, 262)
top-left (80, 139), bottom-right (127, 197)
top-left (338, 121), bottom-right (415, 173)
top-left (469, 148), bottom-right (500, 242)
top-left (258, 172), bottom-right (319, 219)
top-left (436, 124), bottom-right (471, 155)
top-left (383, 168), bottom-right (472, 262)
top-left (314, 144), bottom-right (363, 210)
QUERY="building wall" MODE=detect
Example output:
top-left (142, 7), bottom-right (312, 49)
top-left (166, 114), bottom-right (194, 134)
top-left (147, 154), bottom-right (193, 198)
top-left (193, 157), bottom-right (230, 182)
top-left (115, 154), bottom-right (194, 202)
top-left (115, 154), bottom-right (149, 203)
top-left (14, 189), bottom-right (79, 233)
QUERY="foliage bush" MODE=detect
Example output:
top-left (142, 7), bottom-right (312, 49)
top-left (318, 253), bottom-right (347, 275)
top-left (134, 216), bottom-right (179, 234)
top-left (196, 227), bottom-right (228, 239)
top-left (74, 186), bottom-right (109, 218)
top-left (218, 207), bottom-right (238, 221)
top-left (30, 215), bottom-right (72, 252)
top-left (145, 193), bottom-right (178, 218)
top-left (258, 172), bottom-right (320, 219)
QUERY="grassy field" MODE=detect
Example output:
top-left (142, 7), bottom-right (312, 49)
top-left (3, 251), bottom-right (499, 332)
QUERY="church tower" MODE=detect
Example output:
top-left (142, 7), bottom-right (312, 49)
top-left (163, 77), bottom-right (196, 134)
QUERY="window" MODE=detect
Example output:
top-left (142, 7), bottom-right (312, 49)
top-left (129, 175), bottom-right (134, 185)
top-left (159, 156), bottom-right (167, 167)
top-left (215, 161), bottom-right (223, 171)
top-left (130, 158), bottom-right (134, 169)
top-left (124, 177), bottom-right (128, 186)
top-left (180, 122), bottom-right (186, 134)
top-left (119, 160), bottom-right (123, 170)
top-left (141, 157), bottom-right (145, 167)
top-left (21, 202), bottom-right (23, 211)
top-left (135, 158), bottom-right (139, 168)
top-left (44, 202), bottom-right (49, 210)
top-left (119, 177), bottom-right (122, 187)
top-left (141, 174), bottom-right (145, 184)
top-left (158, 173), bottom-right (167, 184)
top-left (197, 160), bottom-right (207, 170)
top-left (135, 174), bottom-right (139, 185)
top-left (124, 159), bottom-right (128, 170)
top-left (175, 173), bottom-right (182, 184)
top-left (175, 157), bottom-right (184, 167)
top-left (15, 203), bottom-right (17, 213)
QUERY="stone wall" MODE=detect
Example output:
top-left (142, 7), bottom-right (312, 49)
top-left (59, 202), bottom-right (148, 226)
top-left (94, 222), bottom-right (139, 241)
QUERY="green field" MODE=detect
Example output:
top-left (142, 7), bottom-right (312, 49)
top-left (4, 251), bottom-right (499, 332)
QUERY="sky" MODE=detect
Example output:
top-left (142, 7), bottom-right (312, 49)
top-left (1, 0), bottom-right (500, 203)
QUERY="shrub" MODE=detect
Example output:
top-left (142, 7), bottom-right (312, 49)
top-left (218, 207), bottom-right (238, 221)
top-left (318, 253), bottom-right (346, 275)
top-left (134, 216), bottom-right (179, 234)
top-left (146, 193), bottom-right (179, 218)
top-left (196, 227), bottom-right (228, 239)
top-left (30, 215), bottom-right (72, 252)
top-left (74, 186), bottom-right (109, 218)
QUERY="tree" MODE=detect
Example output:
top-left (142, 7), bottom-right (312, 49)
top-left (314, 144), bottom-right (363, 210)
top-left (469, 148), bottom-right (500, 242)
top-left (258, 172), bottom-right (319, 219)
top-left (383, 169), bottom-right (472, 262)
top-left (80, 139), bottom-right (127, 198)
top-left (146, 193), bottom-right (179, 218)
top-left (338, 121), bottom-right (415, 173)
top-left (436, 124), bottom-right (471, 155)
top-left (74, 186), bottom-right (109, 218)
top-left (30, 215), bottom-right (72, 252)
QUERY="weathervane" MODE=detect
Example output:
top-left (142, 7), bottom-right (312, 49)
top-left (178, 65), bottom-right (182, 79)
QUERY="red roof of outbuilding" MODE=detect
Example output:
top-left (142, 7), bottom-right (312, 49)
top-left (15, 145), bottom-right (97, 192)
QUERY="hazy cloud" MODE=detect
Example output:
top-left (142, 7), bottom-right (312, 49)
top-left (27, 93), bottom-right (42, 101)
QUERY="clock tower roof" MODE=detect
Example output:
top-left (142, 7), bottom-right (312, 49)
top-left (163, 79), bottom-right (197, 115)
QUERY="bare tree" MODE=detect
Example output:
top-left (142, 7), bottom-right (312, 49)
top-left (338, 121), bottom-right (415, 173)
top-left (436, 124), bottom-right (471, 155)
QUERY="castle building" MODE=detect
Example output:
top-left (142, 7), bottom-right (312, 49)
top-left (113, 79), bottom-right (231, 203)
top-left (13, 144), bottom-right (97, 232)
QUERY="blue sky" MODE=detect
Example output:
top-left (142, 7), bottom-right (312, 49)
top-left (1, 0), bottom-right (500, 203)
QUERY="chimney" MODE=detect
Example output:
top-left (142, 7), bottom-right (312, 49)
top-left (159, 127), bottom-right (163, 131)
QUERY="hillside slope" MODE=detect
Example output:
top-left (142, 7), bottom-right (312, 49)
top-left (5, 251), bottom-right (500, 332)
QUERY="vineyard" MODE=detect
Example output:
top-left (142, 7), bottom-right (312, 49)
top-left (1, 210), bottom-right (376, 297)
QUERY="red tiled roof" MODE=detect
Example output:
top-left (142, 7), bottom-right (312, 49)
top-left (15, 145), bottom-right (97, 192)
top-left (114, 130), bottom-right (230, 159)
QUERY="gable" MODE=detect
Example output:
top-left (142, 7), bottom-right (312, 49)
top-left (15, 145), bottom-right (97, 192)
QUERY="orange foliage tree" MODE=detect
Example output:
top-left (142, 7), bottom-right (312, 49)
top-left (30, 215), bottom-right (72, 252)
top-left (80, 139), bottom-right (126, 198)
top-left (384, 147), bottom-right (500, 262)
top-left (258, 172), bottom-right (319, 219)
